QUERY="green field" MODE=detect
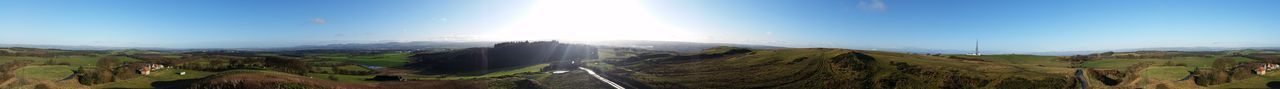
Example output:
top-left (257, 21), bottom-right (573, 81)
top-left (50, 56), bottom-right (107, 66)
top-left (336, 65), bottom-right (371, 71)
top-left (1081, 57), bottom-right (1255, 69)
top-left (310, 65), bottom-right (374, 73)
top-left (1139, 66), bottom-right (1191, 81)
top-left (13, 65), bottom-right (75, 81)
top-left (315, 52), bottom-right (413, 67)
top-left (92, 69), bottom-right (215, 89)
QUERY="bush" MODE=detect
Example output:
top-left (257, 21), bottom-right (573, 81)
top-left (1195, 58), bottom-right (1241, 86)
top-left (76, 68), bottom-right (114, 85)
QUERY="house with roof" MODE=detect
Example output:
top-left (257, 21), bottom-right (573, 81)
top-left (1255, 63), bottom-right (1278, 75)
top-left (137, 63), bottom-right (167, 75)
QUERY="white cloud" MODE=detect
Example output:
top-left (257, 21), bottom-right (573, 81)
top-left (311, 18), bottom-right (327, 25)
top-left (859, 0), bottom-right (887, 12)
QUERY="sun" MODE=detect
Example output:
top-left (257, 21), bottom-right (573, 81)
top-left (482, 0), bottom-right (702, 42)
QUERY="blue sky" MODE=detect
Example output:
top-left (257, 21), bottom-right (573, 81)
top-left (1, 0), bottom-right (1278, 52)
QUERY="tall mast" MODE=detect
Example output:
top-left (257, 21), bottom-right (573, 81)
top-left (974, 39), bottom-right (980, 56)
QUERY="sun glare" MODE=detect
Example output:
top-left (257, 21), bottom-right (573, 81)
top-left (483, 0), bottom-right (702, 42)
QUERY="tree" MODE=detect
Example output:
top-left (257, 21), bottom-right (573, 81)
top-left (78, 57), bottom-right (120, 85)
top-left (1197, 57), bottom-right (1238, 85)
top-left (264, 56), bottom-right (310, 74)
top-left (1212, 58), bottom-right (1234, 71)
top-left (208, 59), bottom-right (226, 70)
top-left (97, 57), bottom-right (118, 70)
top-left (97, 57), bottom-right (119, 82)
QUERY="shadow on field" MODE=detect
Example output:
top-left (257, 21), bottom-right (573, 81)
top-left (1267, 81), bottom-right (1280, 88)
top-left (151, 78), bottom-right (200, 89)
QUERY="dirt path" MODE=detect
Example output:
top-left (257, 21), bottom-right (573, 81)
top-left (580, 67), bottom-right (624, 89)
top-left (0, 67), bottom-right (26, 87)
top-left (1075, 69), bottom-right (1087, 89)
top-left (579, 67), bottom-right (652, 89)
top-left (0, 77), bottom-right (17, 88)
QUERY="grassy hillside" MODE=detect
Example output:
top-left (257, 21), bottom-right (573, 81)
top-left (598, 47), bottom-right (1075, 89)
top-left (421, 63), bottom-right (549, 80)
top-left (176, 69), bottom-right (489, 89)
top-left (177, 70), bottom-right (369, 89)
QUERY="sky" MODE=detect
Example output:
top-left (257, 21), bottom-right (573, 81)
top-left (1, 0), bottom-right (1278, 52)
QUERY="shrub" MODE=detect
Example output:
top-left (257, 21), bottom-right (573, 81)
top-left (1195, 58), bottom-right (1241, 86)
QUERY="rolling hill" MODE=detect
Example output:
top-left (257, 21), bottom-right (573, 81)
top-left (593, 46), bottom-right (1076, 89)
top-left (164, 70), bottom-right (489, 89)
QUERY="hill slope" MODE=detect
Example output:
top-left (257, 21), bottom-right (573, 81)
top-left (168, 70), bottom-right (489, 89)
top-left (599, 47), bottom-right (1076, 88)
top-left (405, 41), bottom-right (597, 73)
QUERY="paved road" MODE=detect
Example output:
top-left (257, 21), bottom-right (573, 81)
top-left (579, 67), bottom-right (625, 89)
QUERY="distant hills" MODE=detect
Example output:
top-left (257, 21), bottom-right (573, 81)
top-left (0, 44), bottom-right (170, 50)
top-left (579, 40), bottom-right (786, 52)
top-left (1025, 47), bottom-right (1280, 56)
top-left (264, 41), bottom-right (497, 51)
top-left (862, 47), bottom-right (1012, 55)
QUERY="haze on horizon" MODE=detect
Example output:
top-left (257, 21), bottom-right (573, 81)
top-left (1, 0), bottom-right (1278, 52)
